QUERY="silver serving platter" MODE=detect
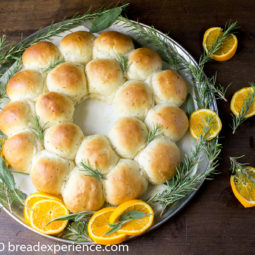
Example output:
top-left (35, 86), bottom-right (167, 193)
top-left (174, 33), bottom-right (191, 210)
top-left (1, 18), bottom-right (217, 244)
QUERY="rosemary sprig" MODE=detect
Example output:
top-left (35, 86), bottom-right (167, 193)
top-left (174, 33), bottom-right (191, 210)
top-left (116, 54), bottom-right (128, 73)
top-left (32, 116), bottom-right (45, 140)
top-left (105, 210), bottom-right (147, 236)
top-left (58, 211), bottom-right (93, 242)
top-left (80, 162), bottom-right (105, 180)
top-left (147, 125), bottom-right (161, 143)
top-left (231, 83), bottom-right (255, 134)
top-left (42, 59), bottom-right (64, 73)
top-left (148, 116), bottom-right (221, 215)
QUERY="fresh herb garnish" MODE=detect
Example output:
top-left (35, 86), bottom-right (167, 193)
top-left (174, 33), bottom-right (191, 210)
top-left (80, 162), bottom-right (105, 180)
top-left (147, 125), bottom-right (161, 143)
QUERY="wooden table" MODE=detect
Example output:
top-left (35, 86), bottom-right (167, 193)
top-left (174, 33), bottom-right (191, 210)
top-left (0, 0), bottom-right (255, 254)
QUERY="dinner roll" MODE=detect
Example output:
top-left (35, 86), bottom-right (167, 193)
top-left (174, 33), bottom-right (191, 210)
top-left (113, 80), bottom-right (154, 119)
top-left (86, 59), bottom-right (125, 102)
top-left (44, 123), bottom-right (84, 160)
top-left (6, 70), bottom-right (44, 101)
top-left (31, 150), bottom-right (73, 195)
top-left (36, 92), bottom-right (74, 127)
top-left (109, 117), bottom-right (148, 159)
top-left (75, 135), bottom-right (119, 174)
top-left (22, 41), bottom-right (63, 71)
top-left (104, 159), bottom-right (148, 205)
top-left (93, 31), bottom-right (134, 59)
top-left (46, 62), bottom-right (87, 103)
top-left (127, 48), bottom-right (162, 81)
top-left (135, 137), bottom-right (180, 184)
top-left (3, 131), bottom-right (42, 174)
top-left (0, 101), bottom-right (34, 136)
top-left (145, 104), bottom-right (189, 141)
top-left (59, 31), bottom-right (95, 64)
top-left (62, 167), bottom-right (104, 212)
top-left (151, 70), bottom-right (188, 106)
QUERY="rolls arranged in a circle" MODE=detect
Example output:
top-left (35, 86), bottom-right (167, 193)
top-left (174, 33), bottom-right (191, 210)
top-left (0, 29), bottom-right (190, 213)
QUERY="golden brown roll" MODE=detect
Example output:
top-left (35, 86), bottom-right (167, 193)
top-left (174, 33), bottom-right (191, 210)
top-left (6, 70), bottom-right (44, 101)
top-left (3, 131), bottom-right (42, 174)
top-left (62, 167), bottom-right (105, 212)
top-left (22, 41), bottom-right (63, 71)
top-left (35, 92), bottom-right (74, 127)
top-left (31, 150), bottom-right (73, 195)
top-left (46, 62), bottom-right (88, 103)
top-left (93, 31), bottom-right (134, 59)
top-left (59, 31), bottom-right (95, 64)
top-left (113, 80), bottom-right (154, 119)
top-left (127, 48), bottom-right (162, 81)
top-left (151, 70), bottom-right (188, 106)
top-left (104, 159), bottom-right (148, 205)
top-left (0, 101), bottom-right (34, 136)
top-left (145, 104), bottom-right (189, 141)
top-left (135, 137), bottom-right (180, 184)
top-left (86, 59), bottom-right (125, 102)
top-left (44, 123), bottom-right (84, 160)
top-left (108, 117), bottom-right (148, 159)
top-left (75, 135), bottom-right (119, 174)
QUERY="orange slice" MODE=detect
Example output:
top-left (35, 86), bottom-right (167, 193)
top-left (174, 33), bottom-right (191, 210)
top-left (30, 199), bottom-right (69, 235)
top-left (88, 207), bottom-right (127, 245)
top-left (203, 27), bottom-right (238, 61)
top-left (189, 109), bottom-right (222, 140)
top-left (24, 192), bottom-right (59, 223)
top-left (109, 200), bottom-right (154, 236)
top-left (230, 87), bottom-right (255, 118)
top-left (230, 167), bottom-right (255, 208)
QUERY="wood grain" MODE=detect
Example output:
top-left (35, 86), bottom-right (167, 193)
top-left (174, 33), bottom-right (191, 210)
top-left (1, 0), bottom-right (255, 254)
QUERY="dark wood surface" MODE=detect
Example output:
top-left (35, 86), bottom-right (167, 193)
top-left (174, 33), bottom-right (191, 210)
top-left (1, 0), bottom-right (255, 254)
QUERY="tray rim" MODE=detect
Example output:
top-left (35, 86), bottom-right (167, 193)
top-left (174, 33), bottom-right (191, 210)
top-left (1, 18), bottom-right (218, 245)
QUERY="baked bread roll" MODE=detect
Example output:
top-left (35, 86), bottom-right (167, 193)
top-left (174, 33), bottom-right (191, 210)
top-left (44, 123), bottom-right (84, 160)
top-left (145, 104), bottom-right (189, 141)
top-left (62, 167), bottom-right (104, 212)
top-left (86, 59), bottom-right (125, 102)
top-left (75, 135), bottom-right (119, 174)
top-left (104, 159), bottom-right (148, 205)
top-left (31, 150), bottom-right (73, 195)
top-left (151, 70), bottom-right (188, 106)
top-left (127, 48), bottom-right (162, 81)
top-left (93, 31), bottom-right (134, 59)
top-left (0, 101), bottom-right (34, 136)
top-left (3, 131), bottom-right (42, 173)
top-left (59, 31), bottom-right (95, 64)
top-left (22, 41), bottom-right (63, 71)
top-left (109, 117), bottom-right (148, 159)
top-left (113, 80), bottom-right (154, 119)
top-left (36, 92), bottom-right (74, 127)
top-left (6, 70), bottom-right (44, 101)
top-left (135, 137), bottom-right (180, 184)
top-left (46, 62), bottom-right (87, 103)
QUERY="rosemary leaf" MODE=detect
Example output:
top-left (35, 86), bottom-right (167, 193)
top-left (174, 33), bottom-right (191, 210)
top-left (0, 157), bottom-right (15, 190)
top-left (183, 93), bottom-right (195, 116)
top-left (80, 162), bottom-right (105, 180)
top-left (42, 59), bottom-right (64, 73)
top-left (231, 83), bottom-right (255, 134)
top-left (116, 54), bottom-right (128, 73)
top-left (147, 125), bottom-right (161, 143)
top-left (90, 4), bottom-right (129, 33)
top-left (32, 116), bottom-right (45, 140)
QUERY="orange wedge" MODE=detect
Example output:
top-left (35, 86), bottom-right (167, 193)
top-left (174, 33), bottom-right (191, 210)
top-left (88, 207), bottom-right (127, 245)
top-left (230, 87), bottom-right (255, 118)
top-left (109, 200), bottom-right (154, 236)
top-left (24, 192), bottom-right (59, 223)
top-left (29, 199), bottom-right (69, 235)
top-left (189, 109), bottom-right (222, 140)
top-left (230, 167), bottom-right (255, 208)
top-left (203, 27), bottom-right (238, 61)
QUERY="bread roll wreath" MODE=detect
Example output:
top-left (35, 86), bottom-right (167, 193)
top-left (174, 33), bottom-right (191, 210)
top-left (0, 29), bottom-right (190, 213)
